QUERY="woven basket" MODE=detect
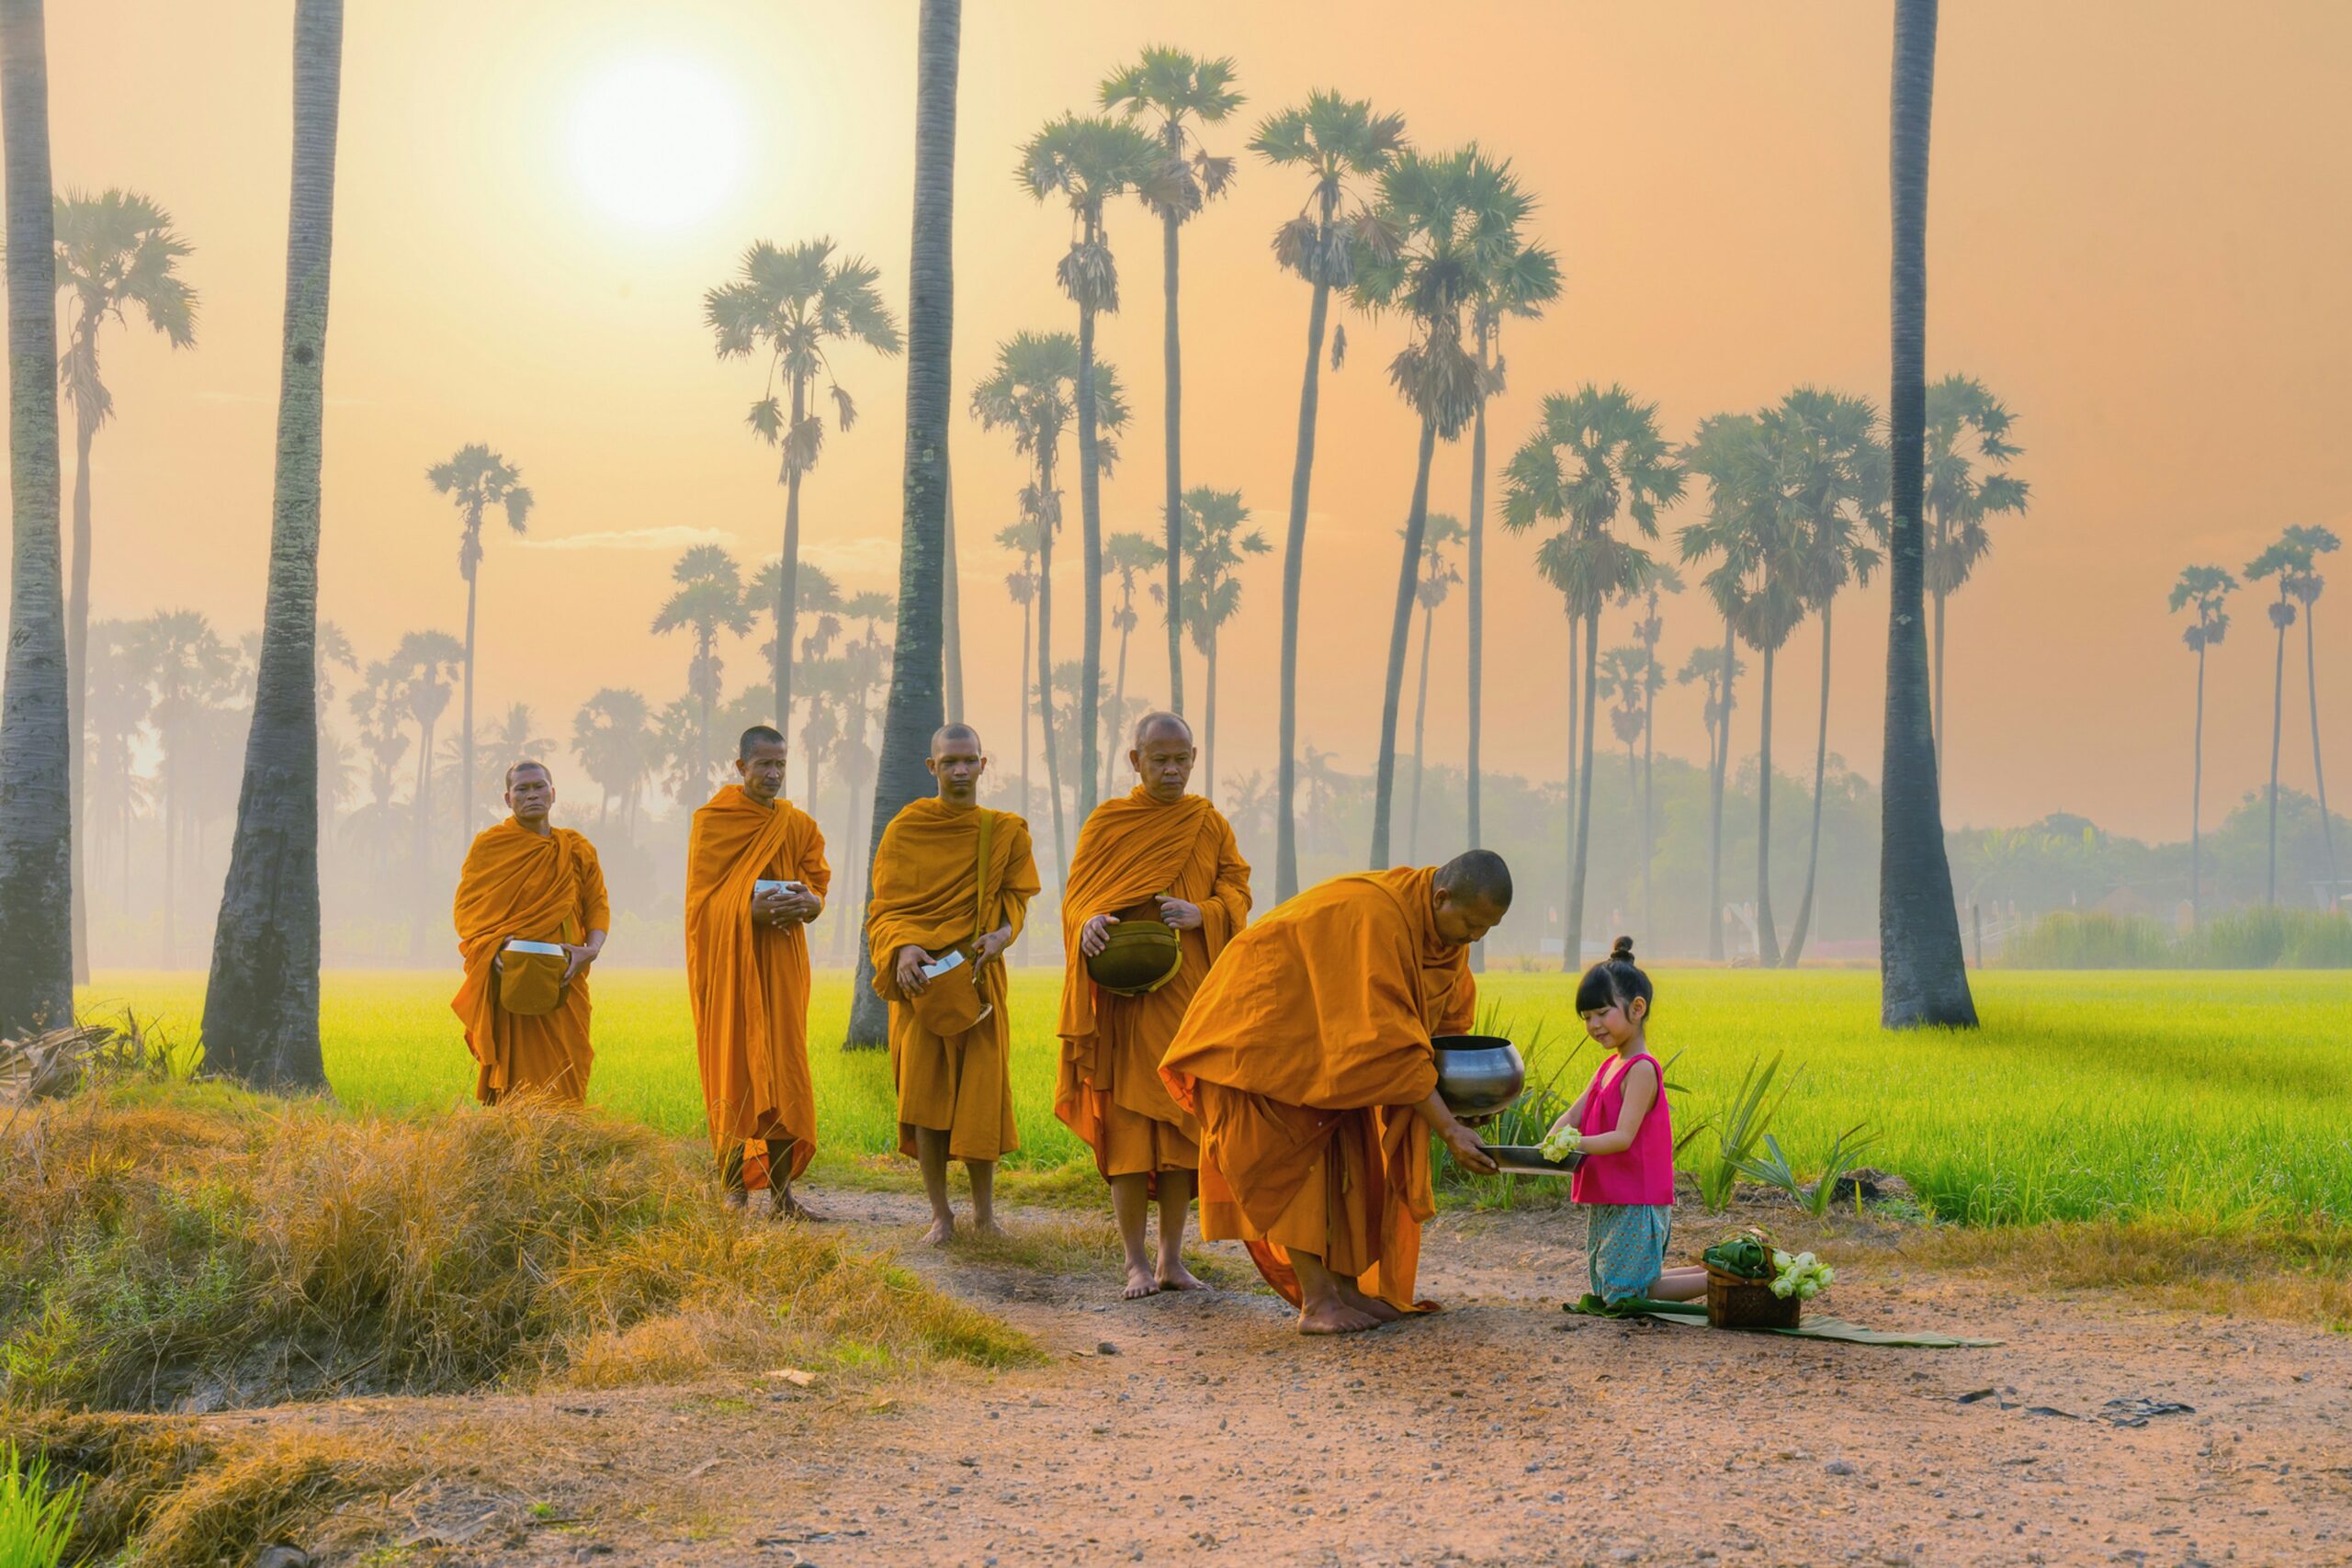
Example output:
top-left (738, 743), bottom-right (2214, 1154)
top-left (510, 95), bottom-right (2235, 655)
top-left (1706, 1265), bottom-right (1801, 1330)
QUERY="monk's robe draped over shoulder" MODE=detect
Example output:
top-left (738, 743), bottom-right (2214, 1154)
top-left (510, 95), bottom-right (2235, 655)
top-left (685, 784), bottom-right (831, 1180)
top-left (1159, 866), bottom-right (1475, 1312)
top-left (450, 820), bottom-right (610, 1105)
top-left (1054, 789), bottom-right (1250, 1180)
top-left (867, 797), bottom-right (1041, 1162)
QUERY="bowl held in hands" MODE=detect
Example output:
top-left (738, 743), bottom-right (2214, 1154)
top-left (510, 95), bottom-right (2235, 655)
top-left (1084, 908), bottom-right (1182, 997)
top-left (1431, 1034), bottom-right (1525, 1118)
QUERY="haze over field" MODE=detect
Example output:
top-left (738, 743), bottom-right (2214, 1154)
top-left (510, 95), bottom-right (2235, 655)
top-left (16, 1), bottom-right (2352, 967)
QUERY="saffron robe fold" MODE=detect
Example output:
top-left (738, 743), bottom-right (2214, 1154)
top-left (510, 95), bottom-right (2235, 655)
top-left (452, 820), bottom-right (610, 1105)
top-left (1054, 788), bottom-right (1251, 1180)
top-left (866, 796), bottom-right (1041, 1162)
top-left (1159, 865), bottom-right (1476, 1312)
top-left (685, 784), bottom-right (831, 1181)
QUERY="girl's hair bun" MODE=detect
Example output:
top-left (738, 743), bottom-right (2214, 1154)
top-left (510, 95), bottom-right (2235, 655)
top-left (1611, 935), bottom-right (1636, 963)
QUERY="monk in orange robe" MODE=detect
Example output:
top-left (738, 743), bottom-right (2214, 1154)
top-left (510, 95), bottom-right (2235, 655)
top-left (1057, 711), bottom-right (1250, 1299)
top-left (867, 724), bottom-right (1041, 1246)
top-left (1160, 851), bottom-right (1512, 1334)
top-left (685, 725), bottom-right (831, 1217)
top-left (451, 761), bottom-right (610, 1106)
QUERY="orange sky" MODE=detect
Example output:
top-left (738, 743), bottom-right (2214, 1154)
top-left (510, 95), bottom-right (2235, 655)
top-left (28, 0), bottom-right (2352, 842)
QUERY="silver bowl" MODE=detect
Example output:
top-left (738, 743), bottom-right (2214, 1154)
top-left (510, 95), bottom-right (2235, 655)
top-left (1432, 1034), bottom-right (1525, 1118)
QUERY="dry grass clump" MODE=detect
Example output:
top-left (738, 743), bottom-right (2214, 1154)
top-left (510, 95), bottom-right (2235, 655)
top-left (1, 1080), bottom-right (1034, 1413)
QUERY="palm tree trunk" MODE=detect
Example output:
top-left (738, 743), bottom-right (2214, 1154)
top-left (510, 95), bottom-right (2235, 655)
top-left (1930, 534), bottom-right (1946, 784)
top-left (163, 762), bottom-right (177, 964)
top-left (1074, 294), bottom-right (1105, 822)
top-left (0, 0), bottom-right (73, 1033)
top-left (1160, 200), bottom-right (1185, 718)
top-left (847, 0), bottom-right (957, 1044)
top-left (1753, 641), bottom-right (1782, 967)
top-left (942, 444), bottom-right (964, 719)
top-left (1560, 614), bottom-right (1578, 973)
top-left (1274, 278), bottom-right (1331, 902)
top-left (1370, 417), bottom-right (1438, 869)
top-left (1106, 595), bottom-right (1131, 800)
top-left (1880, 0), bottom-right (1976, 1028)
top-left (2190, 640), bottom-right (2206, 928)
top-left (779, 374), bottom-right (807, 733)
top-left (1784, 603), bottom-right (1836, 965)
top-left (66, 404), bottom-right (91, 982)
top-left (461, 558), bottom-right (477, 839)
top-left (2305, 608), bottom-right (2337, 908)
top-left (1566, 612), bottom-right (1601, 970)
top-left (1204, 631), bottom-right (1219, 806)
top-left (1017, 585), bottom-right (1033, 965)
top-left (1706, 617), bottom-right (1733, 962)
top-left (1408, 595), bottom-right (1434, 862)
top-left (1640, 661), bottom-right (1657, 945)
top-left (1465, 336), bottom-right (1491, 973)
top-left (1034, 458), bottom-right (1069, 885)
top-left (2265, 605), bottom-right (2286, 905)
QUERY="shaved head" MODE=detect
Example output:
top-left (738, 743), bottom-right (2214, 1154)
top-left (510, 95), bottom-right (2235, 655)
top-left (932, 722), bottom-right (983, 756)
top-left (504, 760), bottom-right (551, 788)
top-left (1435, 849), bottom-right (1514, 909)
top-left (738, 725), bottom-right (785, 761)
top-left (1131, 710), bottom-right (1193, 750)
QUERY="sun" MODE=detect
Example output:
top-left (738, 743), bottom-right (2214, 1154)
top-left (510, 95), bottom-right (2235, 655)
top-left (567, 55), bottom-right (747, 230)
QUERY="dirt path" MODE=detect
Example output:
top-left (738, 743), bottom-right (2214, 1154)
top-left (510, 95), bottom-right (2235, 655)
top-left (366, 1189), bottom-right (2352, 1568)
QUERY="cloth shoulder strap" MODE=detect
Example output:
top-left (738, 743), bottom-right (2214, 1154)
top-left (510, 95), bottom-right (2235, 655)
top-left (972, 808), bottom-right (995, 940)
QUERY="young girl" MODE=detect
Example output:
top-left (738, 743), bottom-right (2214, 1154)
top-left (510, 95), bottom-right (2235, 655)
top-left (1548, 937), bottom-right (1707, 1304)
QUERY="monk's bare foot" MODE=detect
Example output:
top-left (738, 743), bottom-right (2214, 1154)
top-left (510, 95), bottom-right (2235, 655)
top-left (1155, 1258), bottom-right (1210, 1292)
top-left (1338, 1282), bottom-right (1405, 1324)
top-left (922, 1216), bottom-right (955, 1247)
top-left (970, 1216), bottom-right (1009, 1241)
top-left (775, 1194), bottom-right (827, 1223)
top-left (1297, 1297), bottom-right (1381, 1335)
top-left (1123, 1263), bottom-right (1161, 1301)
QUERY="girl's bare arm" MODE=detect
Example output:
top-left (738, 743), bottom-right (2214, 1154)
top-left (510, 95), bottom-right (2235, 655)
top-left (1572, 1058), bottom-right (1658, 1156)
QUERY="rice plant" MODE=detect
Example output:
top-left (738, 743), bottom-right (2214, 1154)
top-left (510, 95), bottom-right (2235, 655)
top-left (0, 1441), bottom-right (83, 1568)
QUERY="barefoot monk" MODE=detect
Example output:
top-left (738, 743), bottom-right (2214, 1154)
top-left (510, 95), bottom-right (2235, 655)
top-left (1159, 852), bottom-right (1512, 1334)
top-left (451, 761), bottom-right (609, 1105)
top-left (1057, 712), bottom-right (1251, 1299)
top-left (685, 726), bottom-right (831, 1216)
top-left (867, 724), bottom-right (1041, 1245)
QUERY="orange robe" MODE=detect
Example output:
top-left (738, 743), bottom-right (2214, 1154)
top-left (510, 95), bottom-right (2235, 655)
top-left (684, 784), bottom-right (831, 1186)
top-left (1159, 866), bottom-right (1476, 1313)
top-left (450, 819), bottom-right (610, 1106)
top-left (866, 796), bottom-right (1041, 1163)
top-left (1054, 788), bottom-right (1250, 1183)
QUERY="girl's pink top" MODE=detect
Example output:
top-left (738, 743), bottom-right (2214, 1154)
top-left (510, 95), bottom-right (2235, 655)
top-left (1569, 1050), bottom-right (1675, 1206)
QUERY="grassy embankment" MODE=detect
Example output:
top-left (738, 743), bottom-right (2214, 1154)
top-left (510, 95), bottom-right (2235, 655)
top-left (82, 965), bottom-right (2352, 1229)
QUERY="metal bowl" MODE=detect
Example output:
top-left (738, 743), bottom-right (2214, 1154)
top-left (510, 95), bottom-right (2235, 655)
top-left (1431, 1034), bottom-right (1526, 1118)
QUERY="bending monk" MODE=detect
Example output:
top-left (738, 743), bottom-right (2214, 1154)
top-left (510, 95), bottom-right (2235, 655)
top-left (1057, 711), bottom-right (1250, 1299)
top-left (451, 761), bottom-right (609, 1104)
top-left (867, 724), bottom-right (1040, 1246)
top-left (1159, 851), bottom-right (1512, 1335)
top-left (685, 725), bottom-right (831, 1217)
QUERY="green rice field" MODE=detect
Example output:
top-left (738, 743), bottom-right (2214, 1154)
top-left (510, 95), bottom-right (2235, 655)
top-left (77, 967), bottom-right (2352, 1229)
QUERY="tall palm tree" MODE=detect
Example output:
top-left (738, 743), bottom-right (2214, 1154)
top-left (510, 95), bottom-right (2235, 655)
top-left (1464, 225), bottom-right (1558, 908)
top-left (424, 443), bottom-right (532, 838)
top-left (971, 331), bottom-right (1126, 883)
top-left (391, 628), bottom-right (463, 903)
top-left (1403, 513), bottom-right (1464, 860)
top-left (650, 544), bottom-right (752, 796)
top-left (2283, 525), bottom-right (2340, 908)
top-left (470, 702), bottom-right (546, 808)
top-left (1356, 145), bottom-right (1532, 870)
top-left (125, 610), bottom-right (235, 964)
top-left (756, 557), bottom-right (842, 800)
top-left (1921, 373), bottom-right (2029, 777)
top-left (2246, 536), bottom-right (2301, 907)
top-left (1102, 526), bottom-right (1166, 796)
top-left (0, 0), bottom-right (73, 1035)
top-left (84, 618), bottom-right (149, 903)
top-left (570, 686), bottom-right (655, 835)
top-left (53, 187), bottom-right (197, 983)
top-left (705, 237), bottom-right (902, 739)
top-left (836, 589), bottom-right (896, 962)
top-left (1677, 641), bottom-right (1744, 951)
top-left (942, 448), bottom-right (965, 721)
top-left (1776, 389), bottom-right (1887, 967)
top-left (1504, 384), bottom-right (1681, 970)
top-left (205, 0), bottom-right (345, 1083)
top-left (1018, 112), bottom-right (1161, 823)
top-left (2169, 564), bottom-right (2235, 929)
top-left (1881, 0), bottom-right (1976, 1028)
top-left (1167, 486), bottom-right (1268, 802)
top-left (1102, 47), bottom-right (1242, 717)
top-left (998, 518), bottom-right (1040, 817)
top-left (1253, 91), bottom-right (1406, 900)
top-left (1628, 562), bottom-right (1683, 940)
top-left (849, 0), bottom-right (960, 1047)
top-left (346, 660), bottom-right (410, 884)
top-left (1595, 644), bottom-right (1656, 794)
top-left (1679, 412), bottom-right (1762, 964)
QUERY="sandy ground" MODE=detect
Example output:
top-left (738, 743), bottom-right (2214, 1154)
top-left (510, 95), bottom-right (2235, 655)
top-left (277, 1187), bottom-right (2352, 1568)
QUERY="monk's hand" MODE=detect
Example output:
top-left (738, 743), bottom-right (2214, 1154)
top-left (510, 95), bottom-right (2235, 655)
top-left (1155, 896), bottom-right (1203, 931)
top-left (781, 888), bottom-right (822, 925)
top-left (1440, 1120), bottom-right (1499, 1176)
top-left (971, 926), bottom-right (1012, 968)
top-left (896, 945), bottom-right (934, 995)
top-left (560, 943), bottom-right (594, 985)
top-left (1080, 913), bottom-right (1119, 957)
top-left (752, 886), bottom-right (791, 927)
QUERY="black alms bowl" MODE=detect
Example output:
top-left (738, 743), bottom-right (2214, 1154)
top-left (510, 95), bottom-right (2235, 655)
top-left (1431, 1034), bottom-right (1526, 1118)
